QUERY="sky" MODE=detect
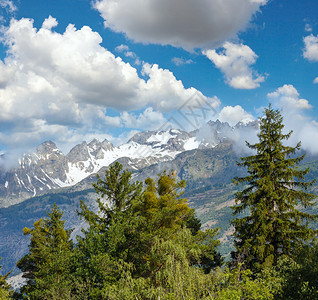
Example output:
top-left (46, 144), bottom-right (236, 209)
top-left (0, 0), bottom-right (318, 157)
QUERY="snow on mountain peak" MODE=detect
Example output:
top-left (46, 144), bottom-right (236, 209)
top-left (0, 120), bottom-right (259, 207)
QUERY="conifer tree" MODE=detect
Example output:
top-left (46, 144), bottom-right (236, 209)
top-left (232, 105), bottom-right (317, 271)
top-left (78, 161), bottom-right (143, 231)
top-left (17, 203), bottom-right (73, 299)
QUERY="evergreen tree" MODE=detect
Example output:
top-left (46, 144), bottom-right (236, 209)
top-left (232, 105), bottom-right (317, 271)
top-left (17, 203), bottom-right (73, 299)
top-left (0, 258), bottom-right (12, 299)
top-left (78, 161), bottom-right (143, 230)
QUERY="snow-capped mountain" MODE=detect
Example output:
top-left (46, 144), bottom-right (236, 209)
top-left (0, 121), bottom-right (258, 207)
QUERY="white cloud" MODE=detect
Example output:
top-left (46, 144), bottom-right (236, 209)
top-left (93, 0), bottom-right (268, 50)
top-left (121, 108), bottom-right (167, 130)
top-left (0, 0), bottom-right (17, 13)
top-left (172, 57), bottom-right (193, 66)
top-left (303, 34), bottom-right (318, 61)
top-left (42, 15), bottom-right (58, 30)
top-left (139, 63), bottom-right (220, 112)
top-left (266, 85), bottom-right (318, 154)
top-left (267, 84), bottom-right (312, 110)
top-left (219, 105), bottom-right (254, 126)
top-left (3, 17), bottom-right (143, 111)
top-left (115, 44), bottom-right (141, 64)
top-left (314, 77), bottom-right (318, 84)
top-left (0, 17), bottom-right (218, 153)
top-left (115, 44), bottom-right (129, 52)
top-left (203, 42), bottom-right (265, 89)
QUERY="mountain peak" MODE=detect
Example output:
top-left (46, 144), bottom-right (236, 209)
top-left (88, 139), bottom-right (101, 150)
top-left (36, 140), bottom-right (62, 158)
top-left (101, 139), bottom-right (114, 151)
top-left (67, 141), bottom-right (89, 162)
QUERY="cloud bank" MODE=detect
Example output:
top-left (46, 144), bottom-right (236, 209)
top-left (94, 0), bottom-right (268, 50)
top-left (0, 17), bottom-right (219, 155)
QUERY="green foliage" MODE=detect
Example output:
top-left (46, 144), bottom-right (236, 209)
top-left (0, 187), bottom-right (94, 276)
top-left (16, 203), bottom-right (73, 299)
top-left (232, 105), bottom-right (317, 271)
top-left (73, 164), bottom-right (223, 298)
top-left (273, 242), bottom-right (318, 299)
top-left (136, 172), bottom-right (189, 231)
top-left (213, 266), bottom-right (279, 300)
top-left (0, 257), bottom-right (12, 299)
top-left (78, 161), bottom-right (143, 230)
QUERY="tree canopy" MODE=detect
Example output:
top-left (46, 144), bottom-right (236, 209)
top-left (73, 164), bottom-right (223, 298)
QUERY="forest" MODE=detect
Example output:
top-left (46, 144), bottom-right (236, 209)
top-left (1, 106), bottom-right (318, 299)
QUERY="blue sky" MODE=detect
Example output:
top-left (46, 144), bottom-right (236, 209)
top-left (0, 0), bottom-right (318, 156)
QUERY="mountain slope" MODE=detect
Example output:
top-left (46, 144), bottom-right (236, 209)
top-left (0, 130), bottom-right (190, 207)
top-left (0, 121), bottom-right (251, 207)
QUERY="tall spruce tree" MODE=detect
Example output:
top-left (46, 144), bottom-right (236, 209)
top-left (232, 105), bottom-right (317, 271)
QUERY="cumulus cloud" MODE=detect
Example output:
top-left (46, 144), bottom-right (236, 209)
top-left (267, 84), bottom-right (312, 110)
top-left (219, 105), bottom-right (254, 126)
top-left (0, 17), bottom-right (218, 155)
top-left (139, 63), bottom-right (220, 112)
top-left (303, 34), bottom-right (318, 61)
top-left (93, 0), bottom-right (268, 50)
top-left (203, 42), bottom-right (265, 89)
top-left (303, 34), bottom-right (318, 82)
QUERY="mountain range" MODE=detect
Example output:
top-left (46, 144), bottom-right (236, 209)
top-left (0, 120), bottom-right (255, 207)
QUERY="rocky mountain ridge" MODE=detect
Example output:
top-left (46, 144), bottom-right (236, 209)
top-left (0, 120), bottom-right (258, 207)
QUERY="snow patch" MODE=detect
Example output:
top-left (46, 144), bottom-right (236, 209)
top-left (183, 137), bottom-right (200, 151)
